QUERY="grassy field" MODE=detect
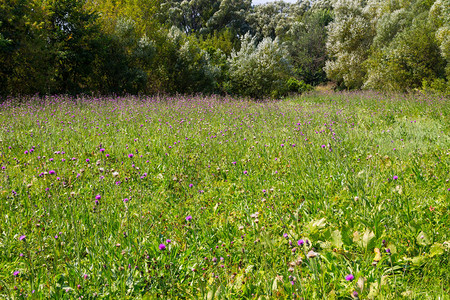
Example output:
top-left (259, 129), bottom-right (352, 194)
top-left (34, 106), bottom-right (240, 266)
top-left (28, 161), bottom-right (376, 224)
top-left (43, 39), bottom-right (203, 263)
top-left (0, 92), bottom-right (449, 299)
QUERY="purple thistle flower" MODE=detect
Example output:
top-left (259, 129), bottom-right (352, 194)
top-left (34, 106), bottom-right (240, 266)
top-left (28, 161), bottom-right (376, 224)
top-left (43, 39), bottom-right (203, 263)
top-left (283, 233), bottom-right (288, 238)
top-left (393, 175), bottom-right (398, 180)
top-left (159, 244), bottom-right (166, 250)
top-left (345, 274), bottom-right (354, 281)
top-left (95, 195), bottom-right (101, 200)
top-left (128, 154), bottom-right (134, 158)
top-left (186, 215), bottom-right (192, 221)
top-left (123, 198), bottom-right (129, 203)
top-left (19, 235), bottom-right (26, 241)
top-left (100, 148), bottom-right (105, 152)
top-left (86, 159), bottom-right (90, 163)
top-left (297, 239), bottom-right (304, 246)
top-left (49, 170), bottom-right (56, 175)
top-left (13, 271), bottom-right (20, 276)
top-left (243, 170), bottom-right (248, 175)
top-left (166, 239), bottom-right (171, 243)
top-left (189, 184), bottom-right (193, 188)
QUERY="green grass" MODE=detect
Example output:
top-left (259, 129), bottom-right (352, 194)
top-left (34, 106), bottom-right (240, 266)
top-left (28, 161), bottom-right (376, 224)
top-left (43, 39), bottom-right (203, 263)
top-left (0, 91), bottom-right (449, 299)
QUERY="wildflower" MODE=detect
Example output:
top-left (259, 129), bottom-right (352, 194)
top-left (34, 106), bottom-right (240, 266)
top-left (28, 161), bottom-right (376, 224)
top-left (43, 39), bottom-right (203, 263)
top-left (100, 148), bottom-right (105, 152)
top-left (86, 159), bottom-right (90, 163)
top-left (123, 198), bottom-right (129, 203)
top-left (243, 170), bottom-right (248, 175)
top-left (166, 239), bottom-right (171, 244)
top-left (159, 244), bottom-right (166, 250)
top-left (13, 271), bottom-right (20, 276)
top-left (128, 154), bottom-right (134, 158)
top-left (283, 233), bottom-right (288, 238)
top-left (186, 215), bottom-right (192, 221)
top-left (393, 175), bottom-right (398, 180)
top-left (95, 195), bottom-right (101, 200)
top-left (19, 235), bottom-right (26, 241)
top-left (49, 170), bottom-right (56, 175)
top-left (307, 250), bottom-right (318, 258)
top-left (345, 274), bottom-right (354, 281)
top-left (297, 239), bottom-right (304, 246)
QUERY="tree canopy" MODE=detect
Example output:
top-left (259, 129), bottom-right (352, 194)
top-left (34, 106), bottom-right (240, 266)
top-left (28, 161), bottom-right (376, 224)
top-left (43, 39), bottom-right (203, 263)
top-left (1, 0), bottom-right (449, 97)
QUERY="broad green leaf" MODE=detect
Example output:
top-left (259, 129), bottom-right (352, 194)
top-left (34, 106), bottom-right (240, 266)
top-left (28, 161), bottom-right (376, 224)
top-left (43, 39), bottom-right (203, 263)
top-left (429, 243), bottom-right (444, 257)
top-left (331, 230), bottom-right (343, 249)
top-left (416, 231), bottom-right (432, 246)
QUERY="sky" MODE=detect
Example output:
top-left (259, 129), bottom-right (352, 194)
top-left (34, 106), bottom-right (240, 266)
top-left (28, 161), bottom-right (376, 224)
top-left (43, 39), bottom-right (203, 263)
top-left (253, 0), bottom-right (297, 4)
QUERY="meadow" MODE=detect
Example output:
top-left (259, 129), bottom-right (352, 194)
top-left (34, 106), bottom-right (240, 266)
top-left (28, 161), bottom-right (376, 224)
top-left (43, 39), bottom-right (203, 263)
top-left (0, 92), bottom-right (449, 299)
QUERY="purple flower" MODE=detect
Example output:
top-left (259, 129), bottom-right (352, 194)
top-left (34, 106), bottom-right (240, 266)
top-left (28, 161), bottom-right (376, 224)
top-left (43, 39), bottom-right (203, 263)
top-left (49, 170), bottom-right (56, 175)
top-left (95, 195), bottom-right (101, 200)
top-left (123, 198), bottom-right (129, 203)
top-left (86, 159), bottom-right (90, 163)
top-left (189, 184), bottom-right (193, 188)
top-left (297, 239), bottom-right (304, 246)
top-left (345, 274), bottom-right (354, 281)
top-left (13, 271), bottom-right (20, 276)
top-left (128, 154), bottom-right (134, 158)
top-left (393, 175), bottom-right (398, 180)
top-left (186, 215), bottom-right (192, 221)
top-left (283, 233), bottom-right (288, 238)
top-left (19, 235), bottom-right (26, 241)
top-left (166, 239), bottom-right (171, 243)
top-left (243, 170), bottom-right (248, 175)
top-left (100, 148), bottom-right (105, 152)
top-left (159, 244), bottom-right (166, 250)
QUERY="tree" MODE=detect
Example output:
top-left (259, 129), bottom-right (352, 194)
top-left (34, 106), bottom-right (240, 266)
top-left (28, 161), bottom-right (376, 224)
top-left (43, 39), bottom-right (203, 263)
top-left (228, 34), bottom-right (292, 98)
top-left (324, 0), bottom-right (380, 89)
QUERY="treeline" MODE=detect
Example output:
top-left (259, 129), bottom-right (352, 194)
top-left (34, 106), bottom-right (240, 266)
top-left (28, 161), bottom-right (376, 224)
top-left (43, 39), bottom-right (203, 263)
top-left (0, 0), bottom-right (449, 98)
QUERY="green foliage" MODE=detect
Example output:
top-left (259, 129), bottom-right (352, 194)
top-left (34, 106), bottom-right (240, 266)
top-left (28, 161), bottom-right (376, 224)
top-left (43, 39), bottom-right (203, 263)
top-left (1, 0), bottom-right (450, 96)
top-left (286, 77), bottom-right (313, 93)
top-left (365, 5), bottom-right (446, 91)
top-left (228, 34), bottom-right (292, 98)
top-left (286, 9), bottom-right (332, 85)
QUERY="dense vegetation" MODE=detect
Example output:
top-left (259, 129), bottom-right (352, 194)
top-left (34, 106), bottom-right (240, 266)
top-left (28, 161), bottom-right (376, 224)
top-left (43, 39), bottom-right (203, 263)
top-left (1, 0), bottom-right (449, 98)
top-left (1, 92), bottom-right (449, 298)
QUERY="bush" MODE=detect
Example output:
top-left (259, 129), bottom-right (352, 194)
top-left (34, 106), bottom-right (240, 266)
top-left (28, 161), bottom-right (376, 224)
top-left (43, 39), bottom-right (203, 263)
top-left (228, 34), bottom-right (292, 98)
top-left (287, 77), bottom-right (313, 93)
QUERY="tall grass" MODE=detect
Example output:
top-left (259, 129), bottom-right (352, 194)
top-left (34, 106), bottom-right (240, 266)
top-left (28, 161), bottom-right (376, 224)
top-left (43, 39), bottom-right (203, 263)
top-left (0, 91), bottom-right (449, 298)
